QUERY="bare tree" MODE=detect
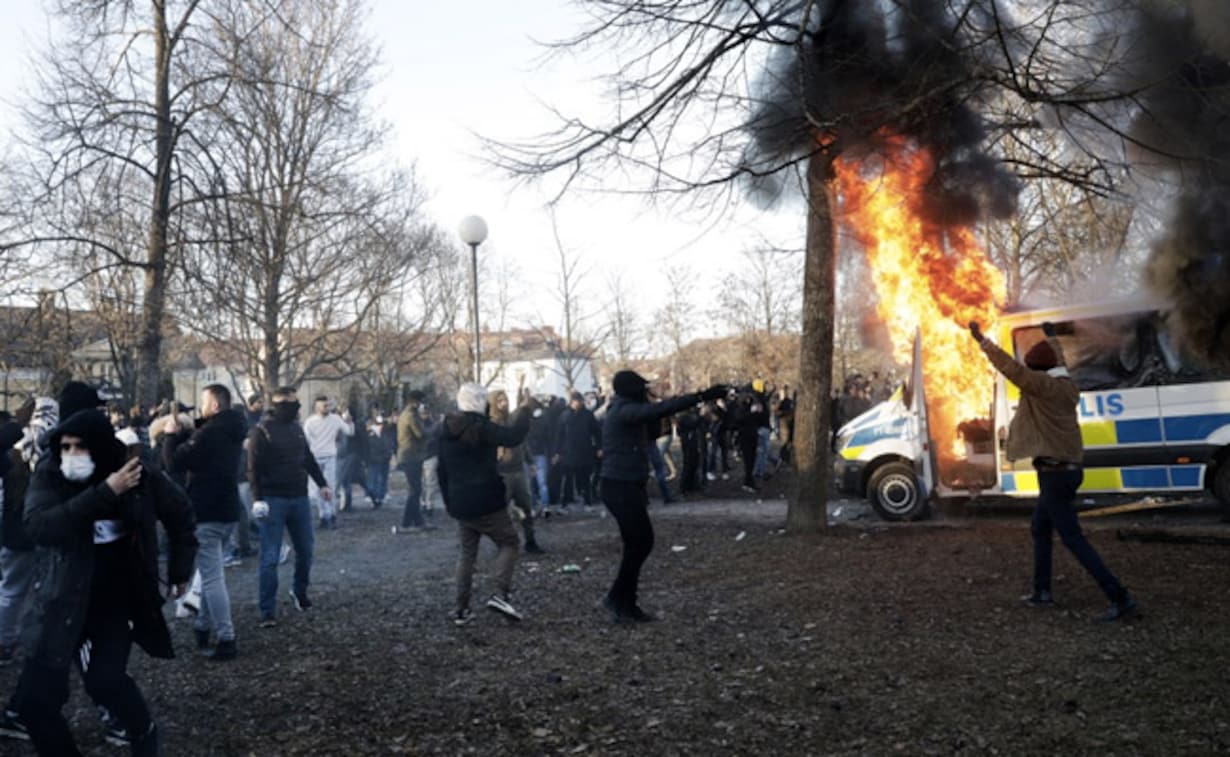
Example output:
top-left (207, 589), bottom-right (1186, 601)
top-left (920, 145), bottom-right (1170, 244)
top-left (653, 265), bottom-right (696, 391)
top-left (0, 0), bottom-right (222, 405)
top-left (531, 215), bottom-right (607, 390)
top-left (603, 271), bottom-right (642, 365)
top-left (174, 0), bottom-right (431, 391)
top-left (716, 246), bottom-right (802, 338)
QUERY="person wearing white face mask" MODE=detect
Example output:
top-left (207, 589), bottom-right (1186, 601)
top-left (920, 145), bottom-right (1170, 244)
top-left (5, 407), bottom-right (197, 756)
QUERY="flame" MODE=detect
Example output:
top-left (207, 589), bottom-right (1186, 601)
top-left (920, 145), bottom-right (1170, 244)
top-left (833, 135), bottom-right (1005, 467)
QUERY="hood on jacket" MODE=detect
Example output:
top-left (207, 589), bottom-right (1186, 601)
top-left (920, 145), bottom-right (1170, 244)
top-left (443, 412), bottom-right (485, 446)
top-left (613, 370), bottom-right (650, 401)
top-left (48, 409), bottom-right (125, 483)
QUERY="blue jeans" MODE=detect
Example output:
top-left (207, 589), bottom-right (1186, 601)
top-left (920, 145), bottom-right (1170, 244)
top-left (194, 522), bottom-right (236, 642)
top-left (258, 496), bottom-right (315, 618)
top-left (366, 461), bottom-right (389, 505)
top-left (531, 454), bottom-right (549, 507)
top-left (1032, 468), bottom-right (1125, 602)
top-left (0, 547), bottom-right (38, 646)
top-left (754, 427), bottom-right (774, 477)
top-left (647, 443), bottom-right (672, 502)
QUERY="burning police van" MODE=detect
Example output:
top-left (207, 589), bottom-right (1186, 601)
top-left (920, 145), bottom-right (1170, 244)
top-left (834, 297), bottom-right (1230, 520)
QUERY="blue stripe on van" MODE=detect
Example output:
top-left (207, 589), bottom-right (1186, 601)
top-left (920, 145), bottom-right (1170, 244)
top-left (1115, 418), bottom-right (1163, 444)
top-left (1163, 414), bottom-right (1230, 442)
top-left (1120, 467), bottom-right (1169, 489)
top-left (1169, 466), bottom-right (1203, 487)
top-left (1001, 473), bottom-right (1016, 493)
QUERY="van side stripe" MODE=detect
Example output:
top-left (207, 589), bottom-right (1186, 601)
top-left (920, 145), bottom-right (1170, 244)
top-left (1120, 467), bottom-right (1169, 488)
top-left (1080, 421), bottom-right (1117, 446)
top-left (1115, 418), bottom-right (1163, 444)
top-left (1001, 465), bottom-right (1205, 494)
top-left (1163, 414), bottom-right (1230, 442)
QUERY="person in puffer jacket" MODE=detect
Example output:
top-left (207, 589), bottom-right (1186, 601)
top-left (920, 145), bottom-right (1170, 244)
top-left (436, 382), bottom-right (538, 626)
top-left (972, 320), bottom-right (1136, 623)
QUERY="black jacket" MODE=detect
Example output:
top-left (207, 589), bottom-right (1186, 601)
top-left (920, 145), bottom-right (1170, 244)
top-left (437, 408), bottom-right (531, 520)
top-left (601, 393), bottom-right (703, 482)
top-left (364, 422), bottom-right (395, 465)
top-left (162, 407), bottom-right (247, 523)
top-left (247, 413), bottom-right (327, 501)
top-left (0, 421), bottom-right (31, 551)
top-left (22, 411), bottom-right (196, 668)
top-left (525, 411), bottom-right (552, 457)
top-left (555, 407), bottom-right (601, 467)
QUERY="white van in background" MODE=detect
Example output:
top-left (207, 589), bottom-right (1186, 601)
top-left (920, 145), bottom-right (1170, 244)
top-left (833, 298), bottom-right (1230, 520)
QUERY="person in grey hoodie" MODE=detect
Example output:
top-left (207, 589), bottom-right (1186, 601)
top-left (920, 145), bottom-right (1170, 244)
top-left (437, 383), bottom-right (539, 626)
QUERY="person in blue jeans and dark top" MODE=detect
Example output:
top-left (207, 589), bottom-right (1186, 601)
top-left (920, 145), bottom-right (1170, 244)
top-left (246, 387), bottom-right (331, 627)
top-left (971, 320), bottom-right (1137, 622)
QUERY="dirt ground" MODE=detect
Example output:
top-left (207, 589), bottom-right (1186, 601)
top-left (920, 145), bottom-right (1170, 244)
top-left (1, 473), bottom-right (1228, 756)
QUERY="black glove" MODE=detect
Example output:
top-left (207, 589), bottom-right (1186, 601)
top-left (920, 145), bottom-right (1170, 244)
top-left (699, 385), bottom-right (728, 402)
top-left (968, 321), bottom-right (984, 344)
top-left (14, 397), bottom-right (35, 428)
top-left (1041, 321), bottom-right (1057, 338)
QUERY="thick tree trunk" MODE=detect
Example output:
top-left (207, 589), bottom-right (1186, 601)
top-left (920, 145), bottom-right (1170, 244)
top-left (137, 0), bottom-right (172, 407)
top-left (787, 153), bottom-right (837, 533)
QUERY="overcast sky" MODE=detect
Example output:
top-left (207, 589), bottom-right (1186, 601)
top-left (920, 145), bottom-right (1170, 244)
top-left (0, 1), bottom-right (805, 337)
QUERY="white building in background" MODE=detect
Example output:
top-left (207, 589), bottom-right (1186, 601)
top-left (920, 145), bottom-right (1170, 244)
top-left (480, 349), bottom-right (598, 409)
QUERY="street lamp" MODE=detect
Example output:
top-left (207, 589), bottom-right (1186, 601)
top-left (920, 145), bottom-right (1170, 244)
top-left (458, 215), bottom-right (488, 383)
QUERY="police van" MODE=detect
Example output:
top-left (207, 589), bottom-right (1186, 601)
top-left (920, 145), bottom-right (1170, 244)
top-left (833, 297), bottom-right (1230, 520)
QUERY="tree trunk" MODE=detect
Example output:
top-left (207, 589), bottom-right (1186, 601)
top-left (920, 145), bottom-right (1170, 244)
top-left (787, 153), bottom-right (837, 533)
top-left (137, 0), bottom-right (172, 407)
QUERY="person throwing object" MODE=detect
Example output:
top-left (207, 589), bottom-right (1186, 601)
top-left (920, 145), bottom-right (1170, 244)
top-left (970, 320), bottom-right (1136, 622)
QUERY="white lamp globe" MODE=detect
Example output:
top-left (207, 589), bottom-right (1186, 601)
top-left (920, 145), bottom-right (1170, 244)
top-left (458, 215), bottom-right (488, 246)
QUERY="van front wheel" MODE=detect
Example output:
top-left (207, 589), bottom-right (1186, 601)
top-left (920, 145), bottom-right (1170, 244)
top-left (867, 462), bottom-right (928, 521)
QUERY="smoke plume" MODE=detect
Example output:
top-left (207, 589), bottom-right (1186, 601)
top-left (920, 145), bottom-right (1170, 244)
top-left (1114, 0), bottom-right (1230, 366)
top-left (743, 0), bottom-right (1020, 227)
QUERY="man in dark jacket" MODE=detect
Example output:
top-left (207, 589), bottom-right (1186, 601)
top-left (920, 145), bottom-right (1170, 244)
top-left (438, 382), bottom-right (538, 625)
top-left (8, 408), bottom-right (196, 755)
top-left (363, 407), bottom-right (395, 509)
top-left (162, 384), bottom-right (247, 660)
top-left (553, 393), bottom-right (600, 507)
top-left (248, 387), bottom-right (330, 626)
top-left (600, 371), bottom-right (725, 623)
top-left (524, 401), bottom-right (552, 511)
top-left (0, 398), bottom-right (37, 665)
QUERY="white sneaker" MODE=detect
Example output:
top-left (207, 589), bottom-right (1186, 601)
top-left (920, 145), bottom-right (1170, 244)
top-left (279, 544), bottom-right (292, 564)
top-left (485, 594), bottom-right (523, 621)
top-left (705, 472), bottom-right (716, 481)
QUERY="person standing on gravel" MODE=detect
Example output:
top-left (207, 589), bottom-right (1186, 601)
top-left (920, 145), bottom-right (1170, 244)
top-left (437, 382), bottom-right (539, 625)
top-left (599, 371), bottom-right (727, 623)
top-left (971, 321), bottom-right (1137, 622)
top-left (488, 389), bottom-right (544, 554)
top-left (160, 384), bottom-right (247, 661)
top-left (302, 396), bottom-right (353, 530)
top-left (395, 391), bottom-right (430, 533)
top-left (248, 387), bottom-right (330, 627)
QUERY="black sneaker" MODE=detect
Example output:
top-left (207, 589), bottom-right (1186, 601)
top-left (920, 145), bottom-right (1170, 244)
top-left (193, 628), bottom-right (211, 650)
top-left (0, 710), bottom-right (29, 741)
top-left (104, 721), bottom-right (130, 748)
top-left (288, 590), bottom-right (312, 611)
top-left (485, 593), bottom-right (523, 621)
top-left (452, 608), bottom-right (474, 627)
top-left (205, 639), bottom-right (238, 661)
top-left (524, 541), bottom-right (546, 555)
top-left (1096, 594), bottom-right (1138, 623)
top-left (628, 606), bottom-right (659, 623)
top-left (1022, 590), bottom-right (1054, 608)
top-left (259, 615), bottom-right (277, 629)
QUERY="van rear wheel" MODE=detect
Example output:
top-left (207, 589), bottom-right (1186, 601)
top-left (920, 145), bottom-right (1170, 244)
top-left (1214, 462), bottom-right (1230, 520)
top-left (867, 462), bottom-right (928, 521)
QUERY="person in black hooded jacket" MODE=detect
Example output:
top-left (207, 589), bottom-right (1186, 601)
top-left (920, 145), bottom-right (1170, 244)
top-left (599, 371), bottom-right (726, 623)
top-left (161, 384), bottom-right (247, 661)
top-left (8, 408), bottom-right (196, 756)
top-left (437, 382), bottom-right (538, 626)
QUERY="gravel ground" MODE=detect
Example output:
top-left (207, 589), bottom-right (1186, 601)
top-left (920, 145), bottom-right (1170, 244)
top-left (1, 474), bottom-right (1228, 756)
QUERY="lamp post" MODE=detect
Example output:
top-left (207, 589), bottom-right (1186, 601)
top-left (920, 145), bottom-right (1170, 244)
top-left (457, 215), bottom-right (488, 383)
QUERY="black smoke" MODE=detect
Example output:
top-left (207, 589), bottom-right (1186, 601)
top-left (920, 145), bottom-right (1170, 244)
top-left (1114, 1), bottom-right (1230, 366)
top-left (743, 0), bottom-right (1020, 226)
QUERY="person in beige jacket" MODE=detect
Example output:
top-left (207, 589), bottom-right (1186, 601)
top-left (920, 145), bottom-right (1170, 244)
top-left (972, 321), bottom-right (1137, 623)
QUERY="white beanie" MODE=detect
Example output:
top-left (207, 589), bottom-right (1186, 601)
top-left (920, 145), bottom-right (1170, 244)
top-left (456, 383), bottom-right (488, 414)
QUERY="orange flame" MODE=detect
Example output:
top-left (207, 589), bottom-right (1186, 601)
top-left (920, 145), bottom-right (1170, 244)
top-left (833, 135), bottom-right (1005, 466)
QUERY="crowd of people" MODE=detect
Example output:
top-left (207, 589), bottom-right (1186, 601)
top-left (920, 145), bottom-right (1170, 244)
top-left (0, 372), bottom-right (798, 755)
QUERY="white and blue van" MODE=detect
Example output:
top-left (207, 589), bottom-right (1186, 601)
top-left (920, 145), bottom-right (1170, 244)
top-left (833, 297), bottom-right (1230, 520)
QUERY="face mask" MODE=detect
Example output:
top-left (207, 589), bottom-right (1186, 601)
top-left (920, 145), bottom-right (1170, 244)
top-left (375, 415), bottom-right (384, 424)
top-left (273, 401), bottom-right (300, 420)
top-left (61, 454), bottom-right (95, 482)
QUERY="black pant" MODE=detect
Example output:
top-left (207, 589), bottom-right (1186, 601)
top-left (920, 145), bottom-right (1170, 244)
top-left (547, 460), bottom-right (563, 505)
top-left (1033, 468), bottom-right (1126, 602)
top-left (15, 543), bottom-right (152, 756)
top-left (738, 433), bottom-right (758, 488)
top-left (562, 464), bottom-right (593, 505)
top-left (401, 457), bottom-right (425, 527)
top-left (680, 433), bottom-right (701, 492)
top-left (602, 478), bottom-right (654, 612)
